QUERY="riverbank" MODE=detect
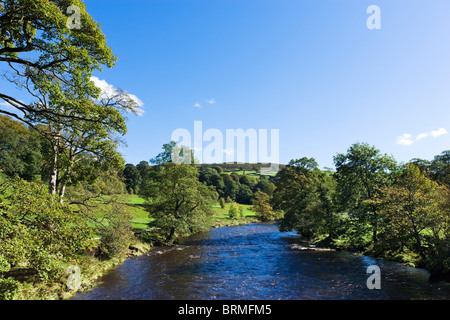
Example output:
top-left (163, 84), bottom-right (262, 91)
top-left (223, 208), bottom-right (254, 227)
top-left (60, 201), bottom-right (259, 300)
top-left (71, 222), bottom-right (450, 300)
top-left (14, 197), bottom-right (259, 300)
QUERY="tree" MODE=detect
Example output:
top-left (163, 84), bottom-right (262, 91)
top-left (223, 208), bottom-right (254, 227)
top-left (65, 166), bottom-right (134, 259)
top-left (223, 174), bottom-right (239, 201)
top-left (123, 163), bottom-right (141, 194)
top-left (150, 141), bottom-right (195, 166)
top-left (237, 184), bottom-right (254, 204)
top-left (370, 164), bottom-right (448, 261)
top-left (252, 191), bottom-right (281, 222)
top-left (255, 178), bottom-right (275, 197)
top-left (145, 163), bottom-right (218, 244)
top-left (272, 158), bottom-right (338, 239)
top-left (219, 197), bottom-right (226, 209)
top-left (136, 161), bottom-right (152, 186)
top-left (228, 202), bottom-right (240, 219)
top-left (0, 115), bottom-right (44, 180)
top-left (0, 177), bottom-right (94, 282)
top-left (430, 150), bottom-right (450, 185)
top-left (0, 0), bottom-right (116, 124)
top-left (333, 142), bottom-right (398, 243)
top-left (0, 1), bottom-right (139, 197)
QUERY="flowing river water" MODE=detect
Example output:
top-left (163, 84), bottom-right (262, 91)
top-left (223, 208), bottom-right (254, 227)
top-left (72, 222), bottom-right (450, 300)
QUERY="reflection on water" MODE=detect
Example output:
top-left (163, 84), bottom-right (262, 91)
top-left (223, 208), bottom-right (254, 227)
top-left (72, 223), bottom-right (450, 300)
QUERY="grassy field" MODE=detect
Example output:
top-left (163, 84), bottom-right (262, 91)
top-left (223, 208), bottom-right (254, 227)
top-left (209, 202), bottom-right (259, 227)
top-left (118, 194), bottom-right (153, 231)
top-left (221, 169), bottom-right (261, 178)
top-left (117, 194), bottom-right (258, 231)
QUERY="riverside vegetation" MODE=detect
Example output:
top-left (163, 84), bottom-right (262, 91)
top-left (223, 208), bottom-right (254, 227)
top-left (0, 0), bottom-right (449, 300)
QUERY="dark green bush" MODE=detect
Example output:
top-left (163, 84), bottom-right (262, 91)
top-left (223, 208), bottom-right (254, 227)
top-left (0, 278), bottom-right (21, 300)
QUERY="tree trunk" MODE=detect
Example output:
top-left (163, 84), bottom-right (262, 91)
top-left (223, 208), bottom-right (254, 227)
top-left (59, 184), bottom-right (66, 203)
top-left (49, 142), bottom-right (59, 195)
top-left (166, 227), bottom-right (176, 245)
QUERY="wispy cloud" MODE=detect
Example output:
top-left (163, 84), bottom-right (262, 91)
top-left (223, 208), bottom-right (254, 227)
top-left (416, 128), bottom-right (448, 140)
top-left (91, 76), bottom-right (145, 116)
top-left (396, 133), bottom-right (414, 146)
top-left (193, 98), bottom-right (216, 109)
top-left (396, 128), bottom-right (448, 146)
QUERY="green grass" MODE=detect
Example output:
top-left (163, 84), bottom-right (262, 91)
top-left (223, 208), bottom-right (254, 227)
top-left (221, 169), bottom-right (275, 178)
top-left (210, 202), bottom-right (259, 227)
top-left (90, 193), bottom-right (259, 231)
top-left (117, 194), bottom-right (153, 231)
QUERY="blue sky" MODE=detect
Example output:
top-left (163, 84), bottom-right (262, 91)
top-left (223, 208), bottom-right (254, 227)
top-left (3, 0), bottom-right (450, 169)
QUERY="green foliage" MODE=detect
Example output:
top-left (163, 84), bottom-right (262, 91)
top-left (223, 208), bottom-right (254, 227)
top-left (66, 169), bottom-right (135, 259)
top-left (238, 205), bottom-right (245, 219)
top-left (0, 115), bottom-right (45, 180)
top-left (0, 277), bottom-right (22, 300)
top-left (228, 202), bottom-right (240, 219)
top-left (369, 164), bottom-right (450, 278)
top-left (0, 256), bottom-right (11, 273)
top-left (272, 158), bottom-right (338, 239)
top-left (237, 184), bottom-right (254, 204)
top-left (0, 177), bottom-right (95, 282)
top-left (252, 191), bottom-right (281, 222)
top-left (97, 203), bottom-right (135, 259)
top-left (123, 163), bottom-right (142, 194)
top-left (333, 142), bottom-right (398, 243)
top-left (149, 141), bottom-right (195, 165)
top-left (219, 197), bottom-right (226, 209)
top-left (411, 150), bottom-right (450, 186)
top-left (144, 163), bottom-right (218, 244)
top-left (0, 0), bottom-right (133, 199)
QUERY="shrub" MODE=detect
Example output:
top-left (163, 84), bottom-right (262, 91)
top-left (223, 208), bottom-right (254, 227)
top-left (0, 177), bottom-right (94, 282)
top-left (238, 206), bottom-right (245, 218)
top-left (219, 198), bottom-right (226, 209)
top-left (0, 278), bottom-right (21, 300)
top-left (228, 202), bottom-right (239, 219)
top-left (97, 204), bottom-right (135, 259)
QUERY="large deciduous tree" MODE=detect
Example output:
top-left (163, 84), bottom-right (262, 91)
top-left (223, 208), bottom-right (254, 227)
top-left (369, 164), bottom-right (450, 279)
top-left (272, 158), bottom-right (337, 239)
top-left (145, 163), bottom-right (218, 245)
top-left (333, 143), bottom-right (398, 243)
top-left (0, 0), bottom-right (140, 196)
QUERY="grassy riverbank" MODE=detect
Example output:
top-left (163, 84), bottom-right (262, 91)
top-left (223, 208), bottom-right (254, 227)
top-left (62, 195), bottom-right (257, 300)
top-left (121, 194), bottom-right (259, 231)
top-left (10, 192), bottom-right (260, 300)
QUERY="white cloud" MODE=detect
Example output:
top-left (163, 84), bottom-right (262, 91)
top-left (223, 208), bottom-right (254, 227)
top-left (206, 98), bottom-right (216, 105)
top-left (90, 76), bottom-right (144, 116)
top-left (430, 127), bottom-right (448, 138)
top-left (397, 128), bottom-right (448, 146)
top-left (193, 103), bottom-right (202, 108)
top-left (416, 132), bottom-right (429, 141)
top-left (396, 134), bottom-right (414, 146)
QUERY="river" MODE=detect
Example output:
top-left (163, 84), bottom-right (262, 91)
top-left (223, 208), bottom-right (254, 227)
top-left (72, 222), bottom-right (450, 300)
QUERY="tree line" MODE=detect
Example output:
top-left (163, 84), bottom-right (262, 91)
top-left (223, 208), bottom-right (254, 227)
top-left (271, 143), bottom-right (449, 281)
top-left (122, 141), bottom-right (449, 283)
top-left (0, 0), bottom-right (448, 300)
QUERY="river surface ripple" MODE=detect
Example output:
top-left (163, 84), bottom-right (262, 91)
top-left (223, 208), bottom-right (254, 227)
top-left (72, 223), bottom-right (450, 300)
